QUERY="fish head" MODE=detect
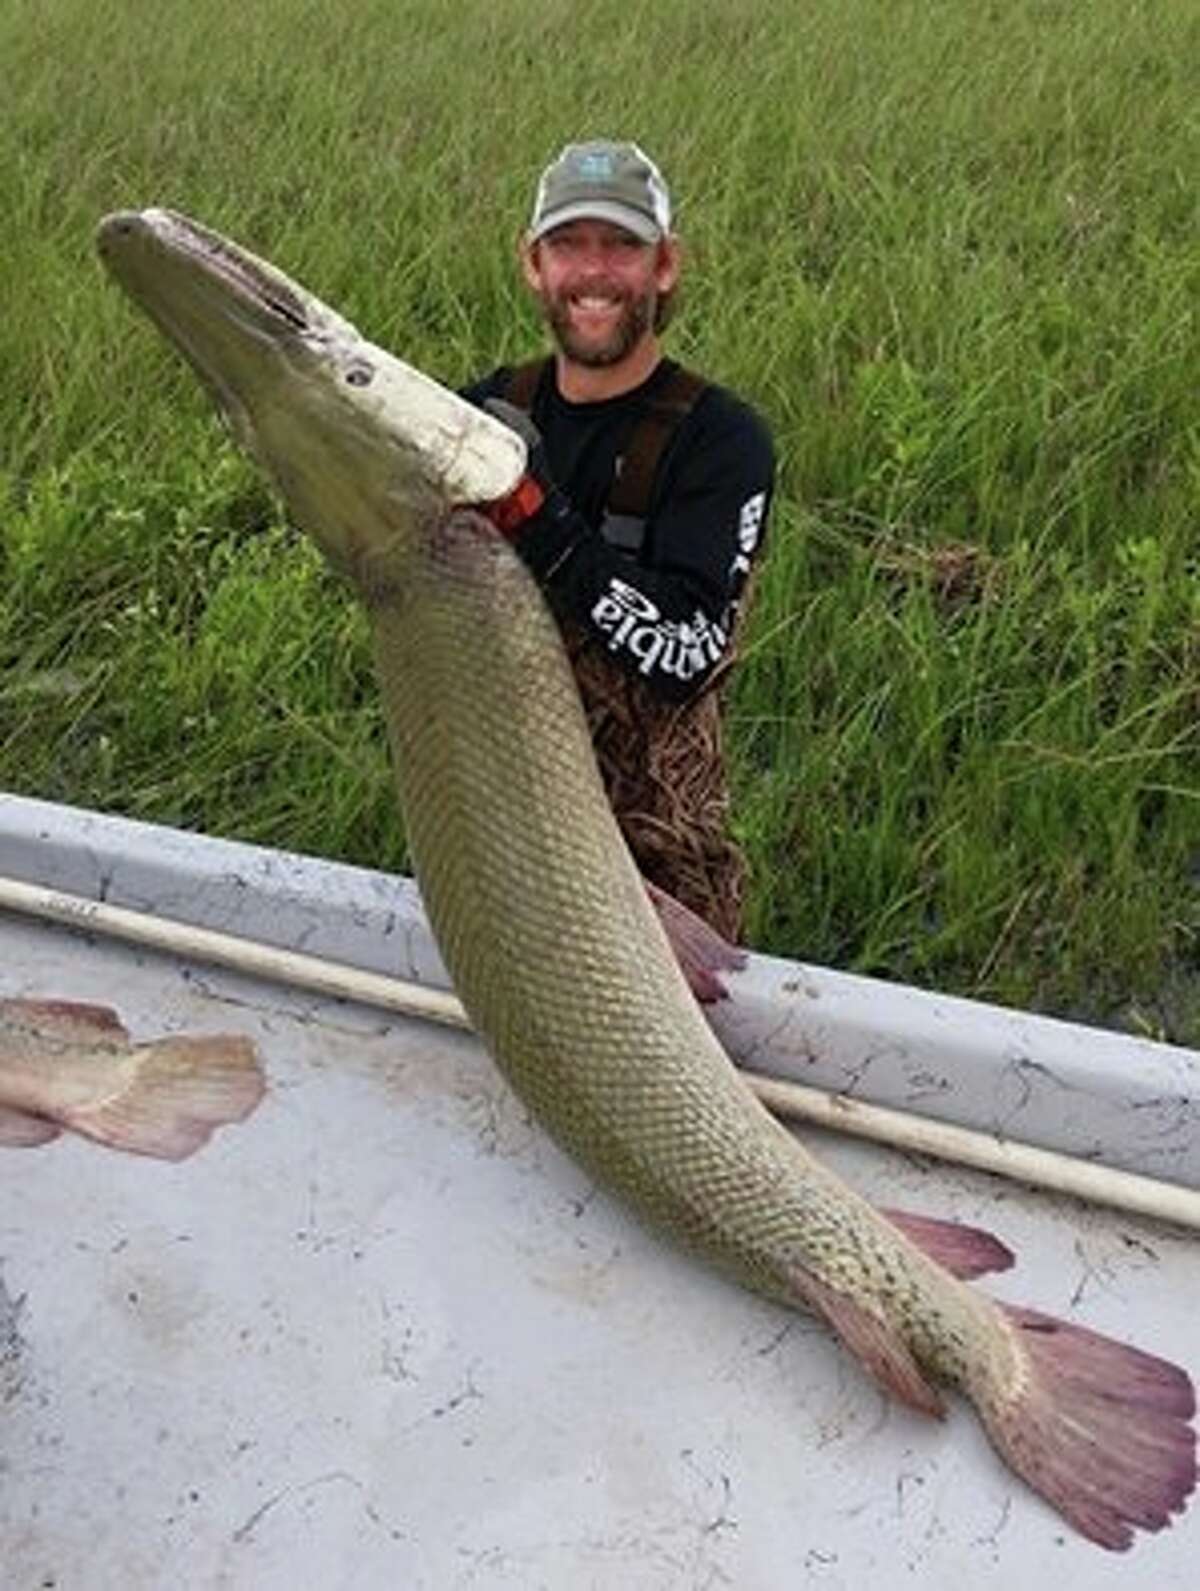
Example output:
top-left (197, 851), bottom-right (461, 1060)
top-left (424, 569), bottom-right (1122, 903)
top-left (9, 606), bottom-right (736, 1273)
top-left (96, 209), bottom-right (526, 579)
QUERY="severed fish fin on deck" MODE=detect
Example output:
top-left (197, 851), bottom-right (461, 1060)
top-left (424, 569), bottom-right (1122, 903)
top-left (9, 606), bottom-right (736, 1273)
top-left (62, 1034), bottom-right (266, 1161)
top-left (644, 879), bottom-right (746, 1003)
top-left (1, 996), bottom-right (265, 1161)
top-left (3, 996), bottom-right (131, 1042)
top-left (879, 1206), bottom-right (1015, 1279)
top-left (0, 1105), bottom-right (63, 1147)
top-left (980, 1302), bottom-right (1197, 1551)
top-left (791, 1267), bottom-right (946, 1418)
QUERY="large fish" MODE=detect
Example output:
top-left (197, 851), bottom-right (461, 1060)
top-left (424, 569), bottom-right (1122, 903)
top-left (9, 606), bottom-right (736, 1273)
top-left (0, 996), bottom-right (263, 1158)
top-left (96, 209), bottom-right (1196, 1551)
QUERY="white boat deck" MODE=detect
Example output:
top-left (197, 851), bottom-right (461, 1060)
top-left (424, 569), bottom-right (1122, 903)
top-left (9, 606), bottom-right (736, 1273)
top-left (1, 798), bottom-right (1197, 1588)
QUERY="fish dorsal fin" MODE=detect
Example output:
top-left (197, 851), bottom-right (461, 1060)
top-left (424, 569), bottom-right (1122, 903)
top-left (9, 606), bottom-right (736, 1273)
top-left (879, 1206), bottom-right (1015, 1279)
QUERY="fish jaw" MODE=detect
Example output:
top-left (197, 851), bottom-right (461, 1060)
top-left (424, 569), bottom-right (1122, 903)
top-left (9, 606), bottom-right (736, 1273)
top-left (95, 209), bottom-right (526, 578)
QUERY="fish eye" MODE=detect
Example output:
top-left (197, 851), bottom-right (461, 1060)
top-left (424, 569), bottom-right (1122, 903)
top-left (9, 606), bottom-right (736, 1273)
top-left (345, 362), bottom-right (374, 387)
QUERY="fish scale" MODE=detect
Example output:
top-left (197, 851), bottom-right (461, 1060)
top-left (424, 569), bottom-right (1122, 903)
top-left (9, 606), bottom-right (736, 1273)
top-left (94, 206), bottom-right (1196, 1551)
top-left (368, 508), bottom-right (967, 1325)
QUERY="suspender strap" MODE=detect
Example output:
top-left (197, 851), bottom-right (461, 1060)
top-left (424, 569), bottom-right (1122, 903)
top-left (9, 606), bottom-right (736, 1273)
top-left (607, 363), bottom-right (708, 518)
top-left (503, 357), bottom-right (553, 413)
top-left (502, 356), bottom-right (709, 531)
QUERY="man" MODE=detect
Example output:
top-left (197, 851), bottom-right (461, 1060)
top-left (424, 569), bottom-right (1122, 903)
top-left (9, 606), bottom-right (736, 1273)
top-left (464, 140), bottom-right (774, 943)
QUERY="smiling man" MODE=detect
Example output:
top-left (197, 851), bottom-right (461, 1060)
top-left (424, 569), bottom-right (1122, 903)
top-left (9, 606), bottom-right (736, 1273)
top-left (463, 140), bottom-right (774, 942)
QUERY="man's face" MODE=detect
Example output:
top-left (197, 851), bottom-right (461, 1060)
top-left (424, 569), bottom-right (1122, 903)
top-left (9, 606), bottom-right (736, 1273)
top-left (521, 220), bottom-right (680, 369)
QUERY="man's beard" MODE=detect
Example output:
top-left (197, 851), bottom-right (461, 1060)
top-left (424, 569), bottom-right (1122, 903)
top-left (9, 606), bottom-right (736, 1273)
top-left (543, 288), bottom-right (654, 368)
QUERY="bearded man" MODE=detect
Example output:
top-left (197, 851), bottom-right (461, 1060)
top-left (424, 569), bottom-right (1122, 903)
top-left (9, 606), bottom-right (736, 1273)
top-left (463, 140), bottom-right (774, 942)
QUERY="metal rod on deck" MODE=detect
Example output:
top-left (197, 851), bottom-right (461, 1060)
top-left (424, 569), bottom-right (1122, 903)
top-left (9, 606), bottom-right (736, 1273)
top-left (3, 873), bottom-right (1199, 1231)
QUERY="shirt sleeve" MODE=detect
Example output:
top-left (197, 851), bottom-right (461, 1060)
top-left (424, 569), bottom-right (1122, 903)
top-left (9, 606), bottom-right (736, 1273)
top-left (514, 392), bottom-right (774, 703)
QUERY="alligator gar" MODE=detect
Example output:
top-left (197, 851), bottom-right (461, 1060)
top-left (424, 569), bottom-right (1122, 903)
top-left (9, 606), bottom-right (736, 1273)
top-left (0, 996), bottom-right (263, 1158)
top-left (97, 208), bottom-right (1196, 1550)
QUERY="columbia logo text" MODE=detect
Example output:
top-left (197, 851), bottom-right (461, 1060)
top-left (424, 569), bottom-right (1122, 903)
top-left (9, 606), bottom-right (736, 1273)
top-left (591, 579), bottom-right (728, 682)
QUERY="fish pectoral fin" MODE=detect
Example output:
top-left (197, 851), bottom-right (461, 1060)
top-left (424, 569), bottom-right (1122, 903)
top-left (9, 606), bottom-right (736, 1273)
top-left (791, 1268), bottom-right (945, 1418)
top-left (0, 1105), bottom-right (63, 1148)
top-left (643, 879), bottom-right (746, 1003)
top-left (878, 1206), bottom-right (1015, 1279)
top-left (978, 1301), bottom-right (1196, 1552)
top-left (63, 1034), bottom-right (266, 1161)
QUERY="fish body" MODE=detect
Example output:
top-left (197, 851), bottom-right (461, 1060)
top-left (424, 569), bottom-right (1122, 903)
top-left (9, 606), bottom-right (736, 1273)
top-left (97, 209), bottom-right (1196, 1550)
top-left (0, 997), bottom-right (264, 1158)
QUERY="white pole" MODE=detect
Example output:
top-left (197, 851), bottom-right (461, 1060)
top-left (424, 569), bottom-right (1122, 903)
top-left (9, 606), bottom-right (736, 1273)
top-left (745, 1073), bottom-right (1200, 1232)
top-left (3, 874), bottom-right (1198, 1231)
top-left (0, 875), bottom-right (467, 1027)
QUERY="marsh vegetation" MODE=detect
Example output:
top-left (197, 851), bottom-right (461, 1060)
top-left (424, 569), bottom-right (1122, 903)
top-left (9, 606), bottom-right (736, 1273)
top-left (2, 0), bottom-right (1197, 1040)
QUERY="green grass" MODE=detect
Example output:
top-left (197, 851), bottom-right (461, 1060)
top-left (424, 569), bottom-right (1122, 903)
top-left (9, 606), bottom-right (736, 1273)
top-left (2, 0), bottom-right (1198, 1042)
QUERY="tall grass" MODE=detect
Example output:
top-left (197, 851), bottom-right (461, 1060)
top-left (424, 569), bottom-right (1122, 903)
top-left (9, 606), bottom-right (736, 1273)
top-left (2, 0), bottom-right (1197, 1041)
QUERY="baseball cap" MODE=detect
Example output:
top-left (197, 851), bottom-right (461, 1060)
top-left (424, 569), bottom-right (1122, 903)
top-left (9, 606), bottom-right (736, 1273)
top-left (528, 140), bottom-right (672, 244)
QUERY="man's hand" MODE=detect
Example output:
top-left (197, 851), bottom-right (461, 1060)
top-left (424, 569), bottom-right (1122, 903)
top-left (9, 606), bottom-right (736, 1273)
top-left (481, 398), bottom-right (555, 537)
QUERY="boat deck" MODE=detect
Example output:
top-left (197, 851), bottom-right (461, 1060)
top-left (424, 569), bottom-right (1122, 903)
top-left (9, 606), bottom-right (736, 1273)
top-left (2, 799), bottom-right (1197, 1588)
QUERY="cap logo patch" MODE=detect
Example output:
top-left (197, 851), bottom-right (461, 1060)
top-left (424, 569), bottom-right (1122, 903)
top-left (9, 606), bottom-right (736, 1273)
top-left (578, 152), bottom-right (615, 181)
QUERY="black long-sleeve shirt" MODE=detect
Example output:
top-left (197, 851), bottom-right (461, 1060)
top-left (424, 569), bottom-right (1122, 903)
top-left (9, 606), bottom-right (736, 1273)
top-left (462, 358), bottom-right (775, 703)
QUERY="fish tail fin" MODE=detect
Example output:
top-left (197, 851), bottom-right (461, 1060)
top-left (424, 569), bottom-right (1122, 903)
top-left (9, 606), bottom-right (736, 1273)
top-left (64, 1034), bottom-right (265, 1161)
top-left (643, 879), bottom-right (746, 1003)
top-left (879, 1205), bottom-right (1015, 1279)
top-left (977, 1301), bottom-right (1197, 1550)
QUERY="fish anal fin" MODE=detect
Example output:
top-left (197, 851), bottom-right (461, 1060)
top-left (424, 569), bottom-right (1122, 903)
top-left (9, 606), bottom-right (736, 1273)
top-left (980, 1302), bottom-right (1197, 1551)
top-left (791, 1268), bottom-right (945, 1418)
top-left (880, 1205), bottom-right (1015, 1279)
top-left (0, 1105), bottom-right (63, 1148)
top-left (643, 879), bottom-right (746, 1003)
top-left (64, 1034), bottom-right (266, 1161)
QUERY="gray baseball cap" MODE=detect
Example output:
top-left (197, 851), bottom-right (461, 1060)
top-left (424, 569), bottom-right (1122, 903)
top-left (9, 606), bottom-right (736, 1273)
top-left (528, 141), bottom-right (672, 244)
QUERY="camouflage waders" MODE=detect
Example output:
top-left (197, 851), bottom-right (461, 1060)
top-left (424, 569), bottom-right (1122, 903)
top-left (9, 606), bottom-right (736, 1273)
top-left (563, 622), bottom-right (746, 943)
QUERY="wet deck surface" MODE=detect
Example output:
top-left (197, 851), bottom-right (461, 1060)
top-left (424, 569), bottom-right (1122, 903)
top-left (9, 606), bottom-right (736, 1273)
top-left (2, 909), bottom-right (1198, 1589)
